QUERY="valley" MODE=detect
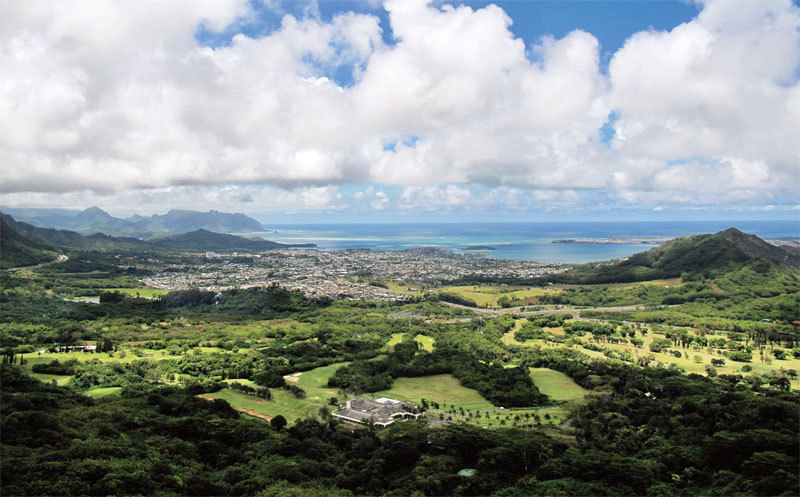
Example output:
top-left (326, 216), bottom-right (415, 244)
top-left (1, 218), bottom-right (798, 496)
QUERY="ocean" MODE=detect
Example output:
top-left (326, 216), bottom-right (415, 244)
top-left (238, 220), bottom-right (800, 264)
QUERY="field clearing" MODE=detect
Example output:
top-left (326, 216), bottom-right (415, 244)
top-left (437, 286), bottom-right (496, 307)
top-left (530, 368), bottom-right (589, 402)
top-left (637, 278), bottom-right (683, 287)
top-left (29, 373), bottom-right (72, 385)
top-left (385, 333), bottom-right (405, 350)
top-left (210, 362), bottom-right (350, 423)
top-left (438, 285), bottom-right (562, 308)
top-left (384, 282), bottom-right (424, 296)
top-left (502, 319), bottom-right (526, 346)
top-left (86, 386), bottom-right (122, 398)
top-left (101, 287), bottom-right (168, 298)
top-left (414, 334), bottom-right (435, 351)
top-left (504, 287), bottom-right (561, 301)
top-left (374, 374), bottom-right (494, 411)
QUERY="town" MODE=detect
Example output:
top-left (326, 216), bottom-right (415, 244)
top-left (142, 247), bottom-right (564, 301)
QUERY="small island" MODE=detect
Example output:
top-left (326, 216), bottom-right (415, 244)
top-left (461, 245), bottom-right (496, 251)
top-left (552, 237), bottom-right (672, 245)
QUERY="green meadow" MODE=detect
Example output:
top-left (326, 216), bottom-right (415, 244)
top-left (529, 367), bottom-right (589, 402)
top-left (414, 334), bottom-right (435, 351)
top-left (374, 374), bottom-right (494, 410)
top-left (208, 362), bottom-right (350, 423)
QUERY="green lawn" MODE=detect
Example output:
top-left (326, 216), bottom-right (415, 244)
top-left (436, 285), bottom-right (561, 308)
top-left (374, 374), bottom-right (494, 410)
top-left (101, 287), bottom-right (168, 298)
top-left (29, 373), bottom-right (72, 385)
top-left (385, 333), bottom-right (405, 350)
top-left (529, 368), bottom-right (589, 402)
top-left (210, 362), bottom-right (350, 423)
top-left (86, 387), bottom-right (123, 398)
top-left (414, 334), bottom-right (435, 351)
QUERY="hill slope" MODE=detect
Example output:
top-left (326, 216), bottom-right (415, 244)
top-left (149, 229), bottom-right (314, 251)
top-left (0, 217), bottom-right (59, 269)
top-left (551, 228), bottom-right (800, 284)
top-left (1, 213), bottom-right (151, 251)
top-left (0, 214), bottom-right (312, 253)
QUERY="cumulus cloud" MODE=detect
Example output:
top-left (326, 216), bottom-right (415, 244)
top-left (0, 185), bottom-right (345, 216)
top-left (0, 0), bottom-right (797, 212)
top-left (608, 0), bottom-right (800, 194)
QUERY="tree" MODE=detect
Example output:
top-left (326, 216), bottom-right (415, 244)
top-left (271, 415), bottom-right (287, 431)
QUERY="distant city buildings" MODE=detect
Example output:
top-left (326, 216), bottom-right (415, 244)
top-left (142, 248), bottom-right (563, 301)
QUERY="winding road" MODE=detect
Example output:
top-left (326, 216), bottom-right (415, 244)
top-left (2, 254), bottom-right (68, 272)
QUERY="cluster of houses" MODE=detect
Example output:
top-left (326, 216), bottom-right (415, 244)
top-left (332, 398), bottom-right (422, 427)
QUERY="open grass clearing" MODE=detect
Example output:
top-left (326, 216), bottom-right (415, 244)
top-left (85, 386), bottom-right (123, 398)
top-left (385, 333), bottom-right (404, 350)
top-left (374, 374), bottom-right (494, 411)
top-left (384, 282), bottom-right (424, 296)
top-left (210, 362), bottom-right (350, 423)
top-left (414, 334), bottom-right (435, 351)
top-left (530, 368), bottom-right (589, 402)
top-left (29, 373), bottom-right (72, 385)
top-left (437, 285), bottom-right (562, 308)
top-left (101, 287), bottom-right (168, 298)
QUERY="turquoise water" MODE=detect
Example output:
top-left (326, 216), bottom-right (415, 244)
top-left (238, 220), bottom-right (799, 264)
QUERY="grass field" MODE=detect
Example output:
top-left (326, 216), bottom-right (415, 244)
top-left (414, 334), bottom-right (435, 351)
top-left (530, 368), bottom-right (589, 402)
top-left (209, 362), bottom-right (350, 422)
top-left (374, 374), bottom-right (494, 410)
top-left (502, 319), bottom-right (526, 346)
top-left (29, 373), bottom-right (72, 385)
top-left (101, 287), bottom-right (168, 298)
top-left (86, 386), bottom-right (123, 398)
top-left (384, 282), bottom-right (424, 296)
top-left (385, 333), bottom-right (405, 350)
top-left (437, 285), bottom-right (561, 308)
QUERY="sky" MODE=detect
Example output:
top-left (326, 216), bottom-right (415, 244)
top-left (1, 0), bottom-right (799, 223)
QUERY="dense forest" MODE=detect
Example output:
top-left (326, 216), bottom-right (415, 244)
top-left (3, 358), bottom-right (797, 496)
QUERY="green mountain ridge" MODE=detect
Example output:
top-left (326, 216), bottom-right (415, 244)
top-left (149, 229), bottom-right (315, 251)
top-left (0, 213), bottom-right (151, 251)
top-left (551, 227), bottom-right (800, 284)
top-left (0, 217), bottom-right (59, 269)
top-left (0, 213), bottom-right (312, 253)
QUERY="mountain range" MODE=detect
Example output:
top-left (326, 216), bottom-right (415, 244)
top-left (0, 214), bottom-right (314, 268)
top-left (0, 206), bottom-right (264, 237)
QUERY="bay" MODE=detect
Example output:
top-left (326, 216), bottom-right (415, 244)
top-left (237, 220), bottom-right (799, 264)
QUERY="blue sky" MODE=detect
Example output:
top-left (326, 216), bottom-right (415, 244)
top-left (2, 0), bottom-right (798, 223)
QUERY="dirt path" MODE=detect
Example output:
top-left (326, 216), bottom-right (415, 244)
top-left (197, 394), bottom-right (273, 422)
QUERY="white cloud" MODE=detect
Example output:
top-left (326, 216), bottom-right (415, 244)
top-left (0, 184), bottom-right (345, 216)
top-left (0, 0), bottom-right (797, 211)
top-left (608, 0), bottom-right (800, 196)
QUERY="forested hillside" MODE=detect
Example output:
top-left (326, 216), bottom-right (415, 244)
top-left (549, 228), bottom-right (799, 284)
top-left (0, 217), bottom-right (59, 269)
